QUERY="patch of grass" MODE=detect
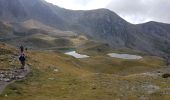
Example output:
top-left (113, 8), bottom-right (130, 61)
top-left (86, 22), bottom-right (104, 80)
top-left (78, 41), bottom-right (112, 55)
top-left (54, 38), bottom-right (73, 47)
top-left (0, 43), bottom-right (169, 100)
top-left (79, 55), bottom-right (165, 75)
top-left (0, 48), bottom-right (13, 55)
top-left (56, 47), bottom-right (75, 53)
top-left (0, 44), bottom-right (19, 69)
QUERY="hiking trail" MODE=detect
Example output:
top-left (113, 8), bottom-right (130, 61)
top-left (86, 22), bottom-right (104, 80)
top-left (0, 65), bottom-right (30, 94)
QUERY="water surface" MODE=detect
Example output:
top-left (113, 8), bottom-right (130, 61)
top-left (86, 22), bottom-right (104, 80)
top-left (65, 51), bottom-right (89, 58)
top-left (107, 53), bottom-right (142, 60)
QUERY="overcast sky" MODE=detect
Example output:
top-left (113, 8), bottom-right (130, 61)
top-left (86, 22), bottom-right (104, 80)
top-left (45, 0), bottom-right (170, 24)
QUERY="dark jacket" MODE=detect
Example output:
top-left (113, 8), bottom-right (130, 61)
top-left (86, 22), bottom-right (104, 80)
top-left (20, 46), bottom-right (24, 52)
top-left (19, 55), bottom-right (25, 62)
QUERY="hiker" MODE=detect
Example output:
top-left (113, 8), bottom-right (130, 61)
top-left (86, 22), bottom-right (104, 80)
top-left (25, 47), bottom-right (28, 51)
top-left (19, 53), bottom-right (26, 69)
top-left (20, 45), bottom-right (24, 54)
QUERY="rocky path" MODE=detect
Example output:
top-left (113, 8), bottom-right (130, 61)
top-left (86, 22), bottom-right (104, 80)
top-left (0, 65), bottom-right (30, 94)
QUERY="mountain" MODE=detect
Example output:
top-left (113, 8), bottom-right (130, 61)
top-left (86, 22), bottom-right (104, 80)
top-left (0, 0), bottom-right (170, 57)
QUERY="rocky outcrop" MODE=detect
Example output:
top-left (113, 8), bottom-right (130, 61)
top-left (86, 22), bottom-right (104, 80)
top-left (0, 65), bottom-right (30, 94)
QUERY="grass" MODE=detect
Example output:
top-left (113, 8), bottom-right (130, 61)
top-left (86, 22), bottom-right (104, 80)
top-left (79, 55), bottom-right (165, 75)
top-left (56, 47), bottom-right (75, 53)
top-left (78, 41), bottom-right (112, 56)
top-left (0, 43), bottom-right (20, 69)
top-left (0, 43), bottom-right (170, 100)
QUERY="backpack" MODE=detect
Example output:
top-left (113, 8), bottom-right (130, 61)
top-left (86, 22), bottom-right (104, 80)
top-left (19, 55), bottom-right (25, 61)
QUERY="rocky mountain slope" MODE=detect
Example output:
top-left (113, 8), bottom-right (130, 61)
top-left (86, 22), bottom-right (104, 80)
top-left (0, 0), bottom-right (170, 57)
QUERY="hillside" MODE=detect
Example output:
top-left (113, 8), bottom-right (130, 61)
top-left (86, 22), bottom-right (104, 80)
top-left (1, 0), bottom-right (170, 100)
top-left (0, 0), bottom-right (170, 57)
top-left (0, 43), bottom-right (170, 100)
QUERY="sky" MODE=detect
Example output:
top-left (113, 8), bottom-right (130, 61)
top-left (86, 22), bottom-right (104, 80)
top-left (45, 0), bottom-right (170, 24)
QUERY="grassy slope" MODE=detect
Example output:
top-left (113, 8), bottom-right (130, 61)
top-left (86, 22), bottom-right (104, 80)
top-left (80, 56), bottom-right (165, 75)
top-left (77, 40), bottom-right (148, 57)
top-left (0, 43), bottom-right (20, 69)
top-left (6, 34), bottom-right (89, 50)
top-left (0, 43), bottom-right (170, 100)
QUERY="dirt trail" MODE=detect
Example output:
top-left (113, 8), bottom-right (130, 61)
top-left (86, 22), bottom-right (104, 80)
top-left (0, 65), bottom-right (30, 94)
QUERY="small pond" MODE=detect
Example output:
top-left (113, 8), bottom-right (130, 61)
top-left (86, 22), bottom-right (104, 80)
top-left (107, 53), bottom-right (142, 60)
top-left (65, 51), bottom-right (89, 58)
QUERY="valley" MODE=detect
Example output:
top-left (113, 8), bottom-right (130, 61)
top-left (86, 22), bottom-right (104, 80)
top-left (0, 0), bottom-right (170, 100)
top-left (0, 43), bottom-right (170, 100)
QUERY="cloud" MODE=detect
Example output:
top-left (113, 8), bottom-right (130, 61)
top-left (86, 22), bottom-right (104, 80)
top-left (45, 0), bottom-right (112, 10)
top-left (107, 0), bottom-right (170, 24)
top-left (45, 0), bottom-right (170, 24)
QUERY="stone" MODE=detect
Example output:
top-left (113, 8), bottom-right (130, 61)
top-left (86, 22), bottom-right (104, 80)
top-left (48, 78), bottom-right (55, 80)
top-left (3, 78), bottom-right (11, 82)
top-left (54, 69), bottom-right (59, 72)
top-left (162, 73), bottom-right (170, 78)
top-left (16, 76), bottom-right (24, 79)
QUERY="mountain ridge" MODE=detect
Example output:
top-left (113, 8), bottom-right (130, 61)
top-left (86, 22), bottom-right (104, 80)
top-left (0, 0), bottom-right (170, 57)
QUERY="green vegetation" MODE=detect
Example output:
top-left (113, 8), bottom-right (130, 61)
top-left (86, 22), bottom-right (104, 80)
top-left (78, 41), bottom-right (112, 55)
top-left (77, 41), bottom-right (147, 57)
top-left (56, 48), bottom-right (75, 53)
top-left (0, 43), bottom-right (170, 100)
top-left (79, 56), bottom-right (165, 75)
top-left (0, 43), bottom-right (20, 69)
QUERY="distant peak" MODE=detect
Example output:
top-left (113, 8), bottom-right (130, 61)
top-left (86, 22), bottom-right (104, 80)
top-left (144, 21), bottom-right (170, 25)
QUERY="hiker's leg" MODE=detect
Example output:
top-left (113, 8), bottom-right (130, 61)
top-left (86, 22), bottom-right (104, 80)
top-left (23, 61), bottom-right (25, 67)
top-left (21, 61), bottom-right (25, 69)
